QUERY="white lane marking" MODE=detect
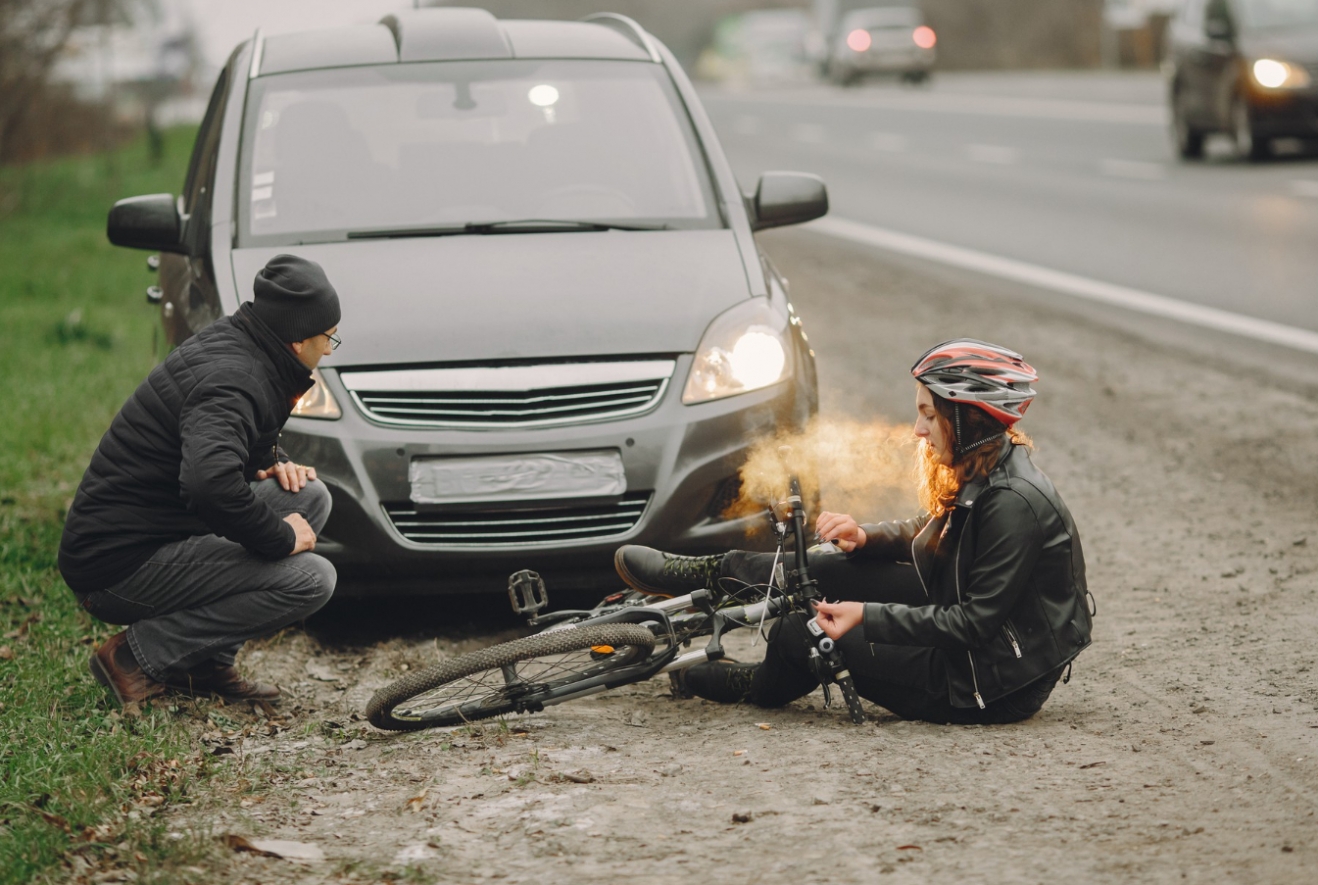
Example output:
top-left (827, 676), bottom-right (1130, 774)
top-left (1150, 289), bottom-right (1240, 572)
top-left (732, 115), bottom-right (760, 136)
top-left (701, 89), bottom-right (1166, 126)
top-left (966, 144), bottom-right (1019, 165)
top-left (1099, 159), bottom-right (1166, 180)
top-left (868, 132), bottom-right (907, 152)
top-left (809, 215), bottom-right (1318, 355)
top-left (1290, 179), bottom-right (1318, 198)
top-left (793, 123), bottom-right (826, 144)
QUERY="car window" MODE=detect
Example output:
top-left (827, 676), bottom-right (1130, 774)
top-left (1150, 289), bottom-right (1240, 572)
top-left (1235, 0), bottom-right (1318, 29)
top-left (182, 66), bottom-right (230, 218)
top-left (237, 59), bottom-right (720, 245)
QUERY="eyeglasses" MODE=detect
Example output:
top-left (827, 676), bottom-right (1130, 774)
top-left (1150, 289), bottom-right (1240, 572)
top-left (326, 332), bottom-right (341, 351)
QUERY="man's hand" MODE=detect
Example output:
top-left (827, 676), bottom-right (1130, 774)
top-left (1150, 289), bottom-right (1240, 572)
top-left (814, 600), bottom-right (864, 640)
top-left (815, 511), bottom-right (867, 553)
top-left (284, 513), bottom-right (317, 555)
top-left (257, 461), bottom-right (317, 492)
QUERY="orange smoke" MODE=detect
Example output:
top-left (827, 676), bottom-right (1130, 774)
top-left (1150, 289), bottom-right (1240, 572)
top-left (730, 415), bottom-right (919, 529)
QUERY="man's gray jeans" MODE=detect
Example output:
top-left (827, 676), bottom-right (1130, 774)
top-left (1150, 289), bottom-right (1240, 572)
top-left (78, 479), bottom-right (336, 681)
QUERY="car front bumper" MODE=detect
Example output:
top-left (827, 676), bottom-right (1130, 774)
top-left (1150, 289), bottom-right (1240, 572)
top-left (280, 356), bottom-right (803, 596)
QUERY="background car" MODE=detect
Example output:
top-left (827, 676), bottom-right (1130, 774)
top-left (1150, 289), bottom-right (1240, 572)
top-left (818, 2), bottom-right (936, 86)
top-left (106, 8), bottom-right (826, 596)
top-left (1166, 0), bottom-right (1318, 160)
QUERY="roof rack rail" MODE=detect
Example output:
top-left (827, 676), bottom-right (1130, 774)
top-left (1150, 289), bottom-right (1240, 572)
top-left (581, 13), bottom-right (661, 63)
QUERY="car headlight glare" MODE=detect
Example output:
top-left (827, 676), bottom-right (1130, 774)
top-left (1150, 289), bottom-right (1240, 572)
top-left (683, 299), bottom-right (791, 404)
top-left (1252, 58), bottom-right (1311, 90)
top-left (291, 368), bottom-right (342, 419)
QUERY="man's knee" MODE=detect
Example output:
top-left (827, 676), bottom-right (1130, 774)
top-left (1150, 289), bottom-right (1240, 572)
top-left (286, 552), bottom-right (336, 614)
top-left (254, 476), bottom-right (333, 529)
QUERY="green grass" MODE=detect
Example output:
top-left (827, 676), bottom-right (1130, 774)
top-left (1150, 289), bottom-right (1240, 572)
top-left (0, 127), bottom-right (227, 885)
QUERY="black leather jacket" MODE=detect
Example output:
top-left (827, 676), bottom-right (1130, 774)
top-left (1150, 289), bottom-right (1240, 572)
top-left (857, 441), bottom-right (1092, 709)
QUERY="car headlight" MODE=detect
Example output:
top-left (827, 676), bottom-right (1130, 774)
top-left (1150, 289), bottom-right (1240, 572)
top-left (682, 298), bottom-right (792, 404)
top-left (291, 368), bottom-right (342, 419)
top-left (1252, 58), bottom-right (1312, 90)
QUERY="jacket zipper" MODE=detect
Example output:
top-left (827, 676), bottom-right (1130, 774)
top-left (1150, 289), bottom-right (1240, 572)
top-left (1004, 620), bottom-right (1022, 659)
top-left (911, 533), bottom-right (931, 599)
top-left (953, 519), bottom-right (986, 709)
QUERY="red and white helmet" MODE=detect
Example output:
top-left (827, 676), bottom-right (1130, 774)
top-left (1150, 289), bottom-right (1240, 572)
top-left (910, 339), bottom-right (1038, 426)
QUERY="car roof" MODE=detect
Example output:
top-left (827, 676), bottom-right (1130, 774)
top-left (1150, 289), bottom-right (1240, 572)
top-left (256, 9), bottom-right (655, 77)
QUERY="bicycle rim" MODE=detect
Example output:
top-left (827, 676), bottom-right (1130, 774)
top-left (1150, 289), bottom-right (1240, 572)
top-left (366, 624), bottom-right (656, 731)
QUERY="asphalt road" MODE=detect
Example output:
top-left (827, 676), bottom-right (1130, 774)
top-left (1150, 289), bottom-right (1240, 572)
top-left (701, 72), bottom-right (1318, 335)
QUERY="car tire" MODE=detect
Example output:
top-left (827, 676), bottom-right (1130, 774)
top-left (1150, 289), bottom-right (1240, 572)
top-left (1231, 95), bottom-right (1270, 161)
top-left (1171, 88), bottom-right (1205, 160)
top-left (902, 70), bottom-right (930, 86)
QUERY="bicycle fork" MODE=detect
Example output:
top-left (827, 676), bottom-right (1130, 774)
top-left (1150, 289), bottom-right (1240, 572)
top-left (804, 617), bottom-right (866, 725)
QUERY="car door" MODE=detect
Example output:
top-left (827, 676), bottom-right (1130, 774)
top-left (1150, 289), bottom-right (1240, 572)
top-left (159, 65), bottom-right (230, 349)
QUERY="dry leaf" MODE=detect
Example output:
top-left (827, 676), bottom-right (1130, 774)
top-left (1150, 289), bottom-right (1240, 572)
top-left (756, 723), bottom-right (771, 730)
top-left (223, 834), bottom-right (324, 863)
top-left (305, 660), bottom-right (340, 682)
top-left (733, 749), bottom-right (747, 757)
top-left (406, 789), bottom-right (427, 812)
top-left (0, 646), bottom-right (13, 661)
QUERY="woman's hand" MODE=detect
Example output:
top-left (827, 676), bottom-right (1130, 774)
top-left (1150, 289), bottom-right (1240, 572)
top-left (257, 461), bottom-right (317, 492)
top-left (815, 511), bottom-right (866, 553)
top-left (814, 600), bottom-right (864, 640)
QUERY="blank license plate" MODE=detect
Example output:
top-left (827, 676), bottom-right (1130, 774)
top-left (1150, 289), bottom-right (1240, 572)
top-left (409, 450), bottom-right (626, 505)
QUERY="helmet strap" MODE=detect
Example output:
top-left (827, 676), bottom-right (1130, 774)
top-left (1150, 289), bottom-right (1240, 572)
top-left (952, 402), bottom-right (1004, 458)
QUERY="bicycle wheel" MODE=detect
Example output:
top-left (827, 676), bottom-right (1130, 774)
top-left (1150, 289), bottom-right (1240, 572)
top-left (366, 623), bottom-right (657, 731)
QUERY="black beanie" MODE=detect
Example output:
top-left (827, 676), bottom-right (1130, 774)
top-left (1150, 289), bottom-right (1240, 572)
top-left (250, 254), bottom-right (342, 343)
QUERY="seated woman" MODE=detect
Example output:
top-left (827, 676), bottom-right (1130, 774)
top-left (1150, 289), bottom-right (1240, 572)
top-left (614, 339), bottom-right (1093, 724)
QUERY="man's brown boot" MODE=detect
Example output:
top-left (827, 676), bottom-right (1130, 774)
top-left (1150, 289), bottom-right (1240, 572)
top-left (89, 631), bottom-right (167, 705)
top-left (166, 660), bottom-right (280, 703)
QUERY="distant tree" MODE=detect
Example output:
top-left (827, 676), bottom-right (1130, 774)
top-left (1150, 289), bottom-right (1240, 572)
top-left (0, 0), bottom-right (158, 163)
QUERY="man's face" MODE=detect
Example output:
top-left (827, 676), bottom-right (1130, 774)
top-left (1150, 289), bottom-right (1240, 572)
top-left (291, 326), bottom-right (337, 371)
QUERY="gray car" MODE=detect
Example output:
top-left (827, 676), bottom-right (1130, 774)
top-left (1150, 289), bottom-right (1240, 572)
top-left (106, 9), bottom-right (826, 596)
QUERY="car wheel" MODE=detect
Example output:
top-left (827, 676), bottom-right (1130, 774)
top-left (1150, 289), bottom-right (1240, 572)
top-left (1170, 88), bottom-right (1205, 160)
top-left (902, 70), bottom-right (930, 86)
top-left (1231, 95), bottom-right (1270, 161)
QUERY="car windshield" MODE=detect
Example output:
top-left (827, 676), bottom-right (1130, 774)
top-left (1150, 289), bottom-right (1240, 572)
top-left (238, 59), bottom-right (720, 245)
top-left (1236, 0), bottom-right (1318, 30)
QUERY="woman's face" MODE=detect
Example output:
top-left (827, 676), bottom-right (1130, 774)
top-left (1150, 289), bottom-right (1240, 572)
top-left (915, 384), bottom-right (954, 466)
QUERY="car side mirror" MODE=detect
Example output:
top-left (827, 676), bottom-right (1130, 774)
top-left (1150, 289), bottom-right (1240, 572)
top-left (107, 193), bottom-right (186, 253)
top-left (1205, 17), bottom-right (1234, 41)
top-left (750, 172), bottom-right (829, 232)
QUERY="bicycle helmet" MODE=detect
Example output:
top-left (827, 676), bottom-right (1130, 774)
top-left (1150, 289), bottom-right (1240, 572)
top-left (910, 339), bottom-right (1038, 427)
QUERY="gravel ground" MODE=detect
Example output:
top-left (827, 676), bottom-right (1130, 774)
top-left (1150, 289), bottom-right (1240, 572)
top-left (163, 229), bottom-right (1318, 884)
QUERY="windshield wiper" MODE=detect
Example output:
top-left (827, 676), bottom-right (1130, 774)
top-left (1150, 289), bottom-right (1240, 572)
top-left (347, 219), bottom-right (668, 240)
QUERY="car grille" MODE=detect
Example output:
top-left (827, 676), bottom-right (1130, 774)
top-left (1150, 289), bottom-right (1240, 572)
top-left (338, 360), bottom-right (674, 428)
top-left (384, 492), bottom-right (652, 546)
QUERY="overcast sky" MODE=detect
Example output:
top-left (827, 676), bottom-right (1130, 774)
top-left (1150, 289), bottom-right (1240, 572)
top-left (180, 0), bottom-right (417, 67)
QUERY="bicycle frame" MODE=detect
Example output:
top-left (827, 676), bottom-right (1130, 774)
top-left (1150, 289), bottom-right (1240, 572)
top-left (516, 474), bottom-right (866, 724)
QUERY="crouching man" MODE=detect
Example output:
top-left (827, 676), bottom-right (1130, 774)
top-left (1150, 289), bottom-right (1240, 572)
top-left (59, 254), bottom-right (342, 706)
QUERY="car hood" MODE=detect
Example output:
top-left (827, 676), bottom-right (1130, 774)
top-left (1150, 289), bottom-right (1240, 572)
top-left (230, 231), bottom-right (751, 365)
top-left (1240, 26), bottom-right (1318, 62)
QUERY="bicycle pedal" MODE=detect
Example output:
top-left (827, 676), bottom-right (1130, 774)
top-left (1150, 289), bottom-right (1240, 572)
top-left (507, 569), bottom-right (548, 616)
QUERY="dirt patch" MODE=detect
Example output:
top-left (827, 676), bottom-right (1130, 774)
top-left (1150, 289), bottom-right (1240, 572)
top-left (154, 230), bottom-right (1317, 883)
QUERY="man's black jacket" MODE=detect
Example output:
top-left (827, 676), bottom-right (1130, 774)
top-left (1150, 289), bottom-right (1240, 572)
top-left (856, 441), bottom-right (1092, 709)
top-left (59, 304), bottom-right (313, 594)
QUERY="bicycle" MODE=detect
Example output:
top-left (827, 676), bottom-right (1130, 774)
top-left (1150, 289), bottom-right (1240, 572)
top-left (365, 476), bottom-right (867, 731)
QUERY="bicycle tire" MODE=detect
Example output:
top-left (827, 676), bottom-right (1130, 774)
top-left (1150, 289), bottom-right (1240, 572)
top-left (366, 624), bottom-right (657, 732)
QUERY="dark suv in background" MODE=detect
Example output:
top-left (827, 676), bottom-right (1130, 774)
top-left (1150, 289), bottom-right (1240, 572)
top-left (107, 9), bottom-right (826, 595)
top-left (1167, 0), bottom-right (1318, 160)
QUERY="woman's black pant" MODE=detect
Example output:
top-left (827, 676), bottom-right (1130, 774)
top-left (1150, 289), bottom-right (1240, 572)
top-left (721, 550), bottom-right (1058, 725)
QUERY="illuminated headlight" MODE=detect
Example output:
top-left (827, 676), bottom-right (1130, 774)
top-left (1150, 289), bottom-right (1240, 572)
top-left (291, 368), bottom-right (342, 419)
top-left (682, 299), bottom-right (791, 404)
top-left (1252, 58), bottom-right (1311, 90)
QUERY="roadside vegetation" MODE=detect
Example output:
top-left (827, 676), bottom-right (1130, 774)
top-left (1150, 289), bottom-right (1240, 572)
top-left (0, 127), bottom-right (220, 885)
